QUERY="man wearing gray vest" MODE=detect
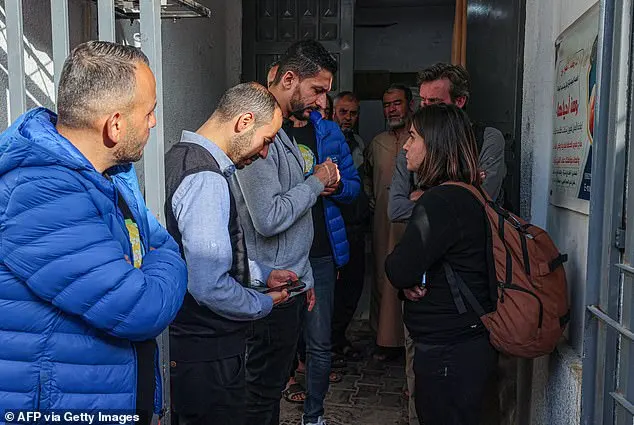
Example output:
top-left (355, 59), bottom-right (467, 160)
top-left (165, 83), bottom-right (294, 425)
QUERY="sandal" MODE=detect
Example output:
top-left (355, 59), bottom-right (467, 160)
top-left (330, 371), bottom-right (343, 384)
top-left (283, 382), bottom-right (306, 404)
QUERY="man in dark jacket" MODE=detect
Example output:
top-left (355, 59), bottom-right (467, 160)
top-left (0, 41), bottom-right (188, 423)
top-left (331, 91), bottom-right (369, 359)
top-left (288, 105), bottom-right (360, 424)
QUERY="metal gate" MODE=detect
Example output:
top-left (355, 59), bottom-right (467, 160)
top-left (3, 2), bottom-right (211, 424)
top-left (582, 0), bottom-right (634, 424)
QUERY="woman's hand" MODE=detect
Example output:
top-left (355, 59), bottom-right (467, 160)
top-left (409, 190), bottom-right (424, 202)
top-left (403, 286), bottom-right (427, 302)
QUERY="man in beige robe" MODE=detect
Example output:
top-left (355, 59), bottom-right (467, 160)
top-left (364, 84), bottom-right (413, 357)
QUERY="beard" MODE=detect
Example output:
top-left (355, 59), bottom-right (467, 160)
top-left (388, 117), bottom-right (406, 129)
top-left (113, 125), bottom-right (146, 164)
top-left (289, 87), bottom-right (315, 120)
top-left (228, 128), bottom-right (256, 169)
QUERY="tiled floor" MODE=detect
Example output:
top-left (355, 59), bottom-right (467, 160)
top-left (280, 321), bottom-right (409, 425)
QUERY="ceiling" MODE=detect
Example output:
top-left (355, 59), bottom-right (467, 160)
top-left (356, 0), bottom-right (454, 8)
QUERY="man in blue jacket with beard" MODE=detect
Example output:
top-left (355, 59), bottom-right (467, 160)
top-left (0, 41), bottom-right (187, 424)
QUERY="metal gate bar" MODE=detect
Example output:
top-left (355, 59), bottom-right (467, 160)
top-left (51, 0), bottom-right (70, 96)
top-left (138, 2), bottom-right (170, 425)
top-left (582, 0), bottom-right (633, 424)
top-left (615, 263), bottom-right (634, 276)
top-left (587, 305), bottom-right (634, 341)
top-left (98, 0), bottom-right (116, 42)
top-left (6, 0), bottom-right (26, 122)
top-left (609, 392), bottom-right (634, 416)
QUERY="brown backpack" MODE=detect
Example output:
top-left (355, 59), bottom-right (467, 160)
top-left (443, 182), bottom-right (570, 358)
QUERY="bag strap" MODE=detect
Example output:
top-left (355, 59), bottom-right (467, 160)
top-left (442, 181), bottom-right (489, 204)
top-left (443, 262), bottom-right (467, 314)
top-left (549, 253), bottom-right (569, 272)
top-left (443, 262), bottom-right (487, 317)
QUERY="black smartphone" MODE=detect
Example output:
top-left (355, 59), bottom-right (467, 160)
top-left (260, 279), bottom-right (306, 294)
top-left (287, 279), bottom-right (307, 293)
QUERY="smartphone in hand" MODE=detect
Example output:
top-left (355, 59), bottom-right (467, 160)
top-left (257, 279), bottom-right (306, 294)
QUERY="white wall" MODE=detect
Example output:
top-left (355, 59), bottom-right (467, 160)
top-left (117, 0), bottom-right (241, 152)
top-left (521, 0), bottom-right (597, 423)
top-left (0, 0), bottom-right (240, 193)
top-left (0, 0), bottom-right (97, 128)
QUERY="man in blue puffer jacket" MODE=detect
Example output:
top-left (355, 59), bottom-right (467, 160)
top-left (0, 41), bottom-right (187, 424)
top-left (286, 107), bottom-right (360, 425)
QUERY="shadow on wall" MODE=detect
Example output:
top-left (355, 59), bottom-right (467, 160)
top-left (0, 0), bottom-right (98, 131)
top-left (0, 0), bottom-right (55, 130)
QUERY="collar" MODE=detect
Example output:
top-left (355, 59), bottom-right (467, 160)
top-left (180, 130), bottom-right (236, 178)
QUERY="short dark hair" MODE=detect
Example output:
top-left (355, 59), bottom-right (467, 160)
top-left (57, 41), bottom-right (149, 128)
top-left (334, 91), bottom-right (359, 104)
top-left (418, 63), bottom-right (471, 104)
top-left (273, 40), bottom-right (338, 85)
top-left (411, 103), bottom-right (480, 189)
top-left (384, 84), bottom-right (412, 104)
top-left (214, 82), bottom-right (279, 127)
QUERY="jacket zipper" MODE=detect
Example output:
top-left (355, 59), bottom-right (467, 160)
top-left (503, 283), bottom-right (544, 328)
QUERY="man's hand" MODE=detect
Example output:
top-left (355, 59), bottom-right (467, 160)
top-left (409, 190), bottom-right (424, 202)
top-left (403, 286), bottom-right (427, 302)
top-left (267, 269), bottom-right (298, 288)
top-left (306, 288), bottom-right (316, 312)
top-left (320, 181), bottom-right (340, 197)
top-left (479, 170), bottom-right (487, 181)
top-left (313, 158), bottom-right (340, 188)
top-left (268, 289), bottom-right (290, 305)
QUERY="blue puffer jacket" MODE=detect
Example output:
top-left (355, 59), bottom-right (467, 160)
top-left (310, 110), bottom-right (361, 267)
top-left (0, 108), bottom-right (188, 417)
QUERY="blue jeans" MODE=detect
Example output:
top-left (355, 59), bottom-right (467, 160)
top-left (304, 256), bottom-right (336, 424)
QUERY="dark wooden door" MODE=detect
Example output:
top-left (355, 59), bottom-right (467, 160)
top-left (242, 0), bottom-right (354, 92)
top-left (466, 0), bottom-right (526, 215)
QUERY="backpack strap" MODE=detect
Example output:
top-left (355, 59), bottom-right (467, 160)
top-left (443, 262), bottom-right (487, 317)
top-left (441, 181), bottom-right (500, 305)
top-left (441, 181), bottom-right (491, 204)
top-left (443, 262), bottom-right (467, 314)
top-left (549, 253), bottom-right (569, 272)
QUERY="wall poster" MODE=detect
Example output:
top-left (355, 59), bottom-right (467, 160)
top-left (550, 4), bottom-right (599, 214)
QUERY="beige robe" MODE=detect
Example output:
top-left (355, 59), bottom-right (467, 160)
top-left (365, 130), bottom-right (408, 348)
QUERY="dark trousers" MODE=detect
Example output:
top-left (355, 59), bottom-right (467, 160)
top-left (246, 296), bottom-right (306, 425)
top-left (414, 335), bottom-right (497, 425)
top-left (171, 353), bottom-right (246, 425)
top-left (331, 232), bottom-right (365, 349)
top-left (290, 332), bottom-right (306, 378)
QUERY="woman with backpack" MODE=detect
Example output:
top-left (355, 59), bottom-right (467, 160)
top-left (385, 103), bottom-right (497, 425)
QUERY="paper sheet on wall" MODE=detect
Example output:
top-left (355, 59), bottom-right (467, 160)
top-left (550, 4), bottom-right (599, 215)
